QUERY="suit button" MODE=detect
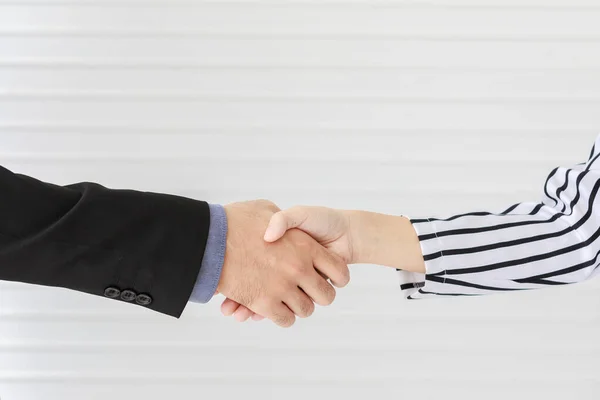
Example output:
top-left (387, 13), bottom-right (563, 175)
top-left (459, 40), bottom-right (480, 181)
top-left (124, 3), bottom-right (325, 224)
top-left (136, 293), bottom-right (153, 306)
top-left (104, 286), bottom-right (121, 299)
top-left (120, 289), bottom-right (137, 302)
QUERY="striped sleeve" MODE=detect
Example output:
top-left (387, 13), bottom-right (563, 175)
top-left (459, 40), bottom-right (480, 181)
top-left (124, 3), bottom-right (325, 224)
top-left (398, 135), bottom-right (600, 299)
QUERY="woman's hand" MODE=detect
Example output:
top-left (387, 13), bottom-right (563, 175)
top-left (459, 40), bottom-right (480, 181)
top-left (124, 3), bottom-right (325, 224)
top-left (264, 206), bottom-right (356, 263)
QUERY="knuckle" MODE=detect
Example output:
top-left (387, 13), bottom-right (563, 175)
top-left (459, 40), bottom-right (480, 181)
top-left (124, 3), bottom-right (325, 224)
top-left (256, 199), bottom-right (280, 213)
top-left (232, 285), bottom-right (259, 308)
top-left (320, 284), bottom-right (336, 306)
top-left (288, 206), bottom-right (309, 222)
top-left (338, 267), bottom-right (351, 287)
top-left (273, 313), bottom-right (295, 328)
top-left (326, 257), bottom-right (350, 288)
top-left (289, 261), bottom-right (309, 278)
top-left (236, 292), bottom-right (254, 308)
top-left (300, 301), bottom-right (315, 318)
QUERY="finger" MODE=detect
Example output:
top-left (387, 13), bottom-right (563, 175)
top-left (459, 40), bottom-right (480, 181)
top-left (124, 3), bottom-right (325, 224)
top-left (299, 271), bottom-right (337, 306)
top-left (283, 288), bottom-right (315, 318)
top-left (234, 306), bottom-right (254, 322)
top-left (313, 245), bottom-right (351, 288)
top-left (264, 208), bottom-right (309, 242)
top-left (264, 302), bottom-right (296, 328)
top-left (236, 305), bottom-right (264, 322)
top-left (221, 298), bottom-right (241, 316)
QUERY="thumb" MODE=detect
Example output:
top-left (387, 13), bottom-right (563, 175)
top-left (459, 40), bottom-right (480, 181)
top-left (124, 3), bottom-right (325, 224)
top-left (264, 207), bottom-right (309, 242)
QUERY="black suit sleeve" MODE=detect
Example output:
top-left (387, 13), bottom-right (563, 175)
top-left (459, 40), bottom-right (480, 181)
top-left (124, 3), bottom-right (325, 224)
top-left (0, 165), bottom-right (210, 318)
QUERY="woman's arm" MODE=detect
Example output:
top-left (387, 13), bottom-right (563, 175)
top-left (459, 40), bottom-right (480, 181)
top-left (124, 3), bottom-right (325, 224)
top-left (220, 135), bottom-right (600, 319)
top-left (263, 135), bottom-right (600, 299)
top-left (388, 140), bottom-right (600, 298)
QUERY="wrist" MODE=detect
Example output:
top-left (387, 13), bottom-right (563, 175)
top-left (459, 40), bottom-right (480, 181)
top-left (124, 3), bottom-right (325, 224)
top-left (343, 210), bottom-right (368, 264)
top-left (344, 210), bottom-right (401, 265)
top-left (345, 210), bottom-right (425, 272)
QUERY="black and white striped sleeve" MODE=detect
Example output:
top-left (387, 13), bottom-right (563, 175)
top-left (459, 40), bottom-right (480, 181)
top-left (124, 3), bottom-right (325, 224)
top-left (398, 135), bottom-right (600, 299)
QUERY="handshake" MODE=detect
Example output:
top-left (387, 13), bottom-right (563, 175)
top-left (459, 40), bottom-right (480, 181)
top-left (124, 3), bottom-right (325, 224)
top-left (214, 200), bottom-right (424, 327)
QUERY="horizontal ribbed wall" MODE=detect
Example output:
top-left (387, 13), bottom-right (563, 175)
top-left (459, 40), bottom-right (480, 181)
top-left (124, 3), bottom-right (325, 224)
top-left (1, 1), bottom-right (599, 399)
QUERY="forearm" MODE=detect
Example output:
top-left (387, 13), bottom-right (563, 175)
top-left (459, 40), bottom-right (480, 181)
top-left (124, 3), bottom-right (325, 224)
top-left (345, 210), bottom-right (425, 273)
top-left (343, 132), bottom-right (600, 299)
top-left (0, 165), bottom-right (209, 317)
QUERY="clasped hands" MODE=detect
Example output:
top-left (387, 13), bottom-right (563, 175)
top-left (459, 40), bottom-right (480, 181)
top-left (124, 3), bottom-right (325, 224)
top-left (215, 200), bottom-right (360, 328)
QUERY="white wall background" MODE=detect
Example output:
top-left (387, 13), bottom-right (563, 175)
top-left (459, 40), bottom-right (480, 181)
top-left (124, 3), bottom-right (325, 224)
top-left (1, 0), bottom-right (600, 399)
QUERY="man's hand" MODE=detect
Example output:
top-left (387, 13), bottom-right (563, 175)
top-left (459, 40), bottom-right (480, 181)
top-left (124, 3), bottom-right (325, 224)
top-left (220, 206), bottom-right (355, 323)
top-left (216, 201), bottom-right (350, 327)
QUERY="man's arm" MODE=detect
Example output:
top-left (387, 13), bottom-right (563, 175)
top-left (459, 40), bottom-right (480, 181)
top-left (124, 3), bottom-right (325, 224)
top-left (0, 167), bottom-right (350, 326)
top-left (0, 165), bottom-right (209, 317)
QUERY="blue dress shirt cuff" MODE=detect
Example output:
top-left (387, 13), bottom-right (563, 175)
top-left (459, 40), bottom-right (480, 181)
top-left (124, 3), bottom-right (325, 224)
top-left (189, 204), bottom-right (227, 304)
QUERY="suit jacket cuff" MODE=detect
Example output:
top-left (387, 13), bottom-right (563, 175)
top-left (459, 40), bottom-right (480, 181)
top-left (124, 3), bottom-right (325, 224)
top-left (189, 204), bottom-right (227, 304)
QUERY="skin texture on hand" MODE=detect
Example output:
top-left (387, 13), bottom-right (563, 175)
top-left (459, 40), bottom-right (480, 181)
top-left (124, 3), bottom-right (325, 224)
top-left (263, 206), bottom-right (355, 263)
top-left (217, 200), bottom-right (350, 327)
top-left (221, 206), bottom-right (425, 322)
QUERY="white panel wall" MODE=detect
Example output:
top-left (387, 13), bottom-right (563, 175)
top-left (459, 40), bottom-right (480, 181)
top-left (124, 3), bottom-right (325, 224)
top-left (1, 1), bottom-right (600, 399)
